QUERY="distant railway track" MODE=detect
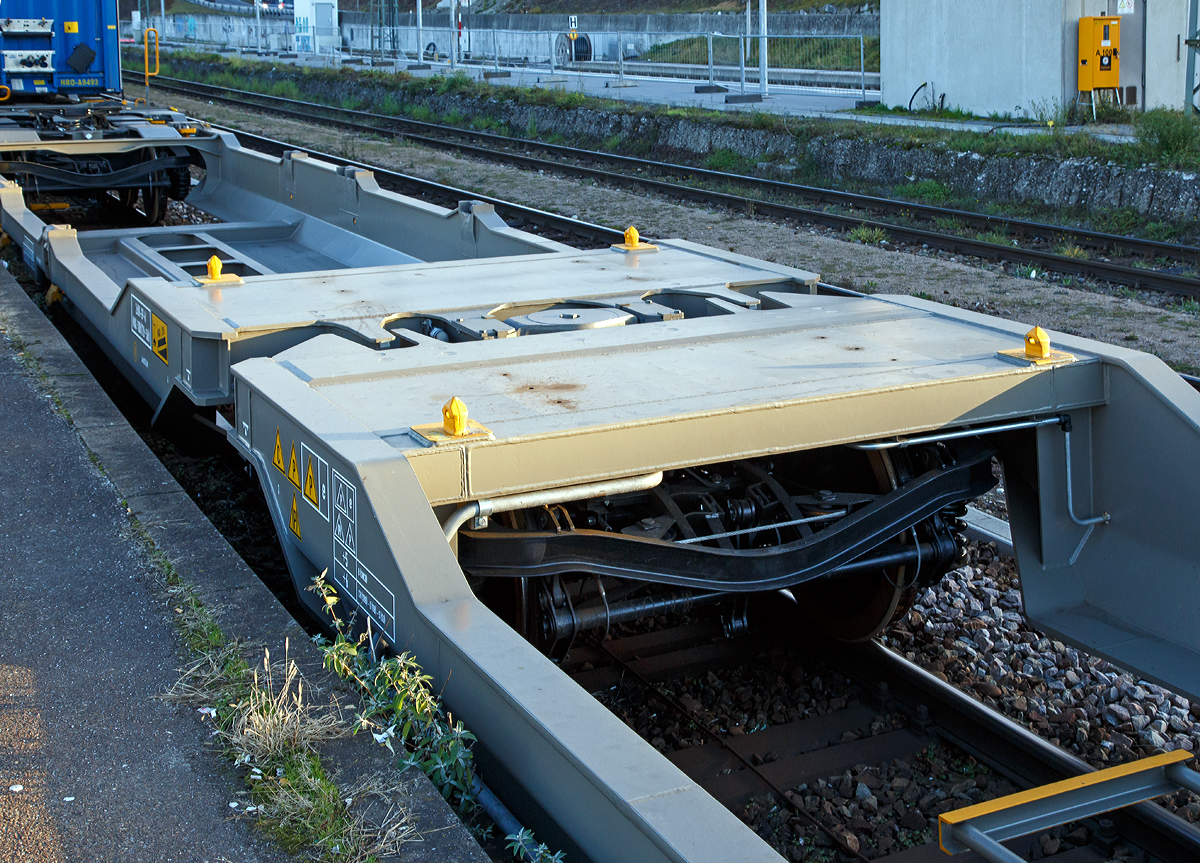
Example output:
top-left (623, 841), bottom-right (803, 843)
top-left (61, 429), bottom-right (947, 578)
top-left (565, 615), bottom-right (1200, 862)
top-left (136, 72), bottom-right (1200, 298)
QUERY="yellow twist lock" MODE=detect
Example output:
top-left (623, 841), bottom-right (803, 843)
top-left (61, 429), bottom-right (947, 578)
top-left (611, 225), bottom-right (658, 252)
top-left (1024, 326), bottom-right (1052, 359)
top-left (442, 396), bottom-right (469, 437)
top-left (207, 255), bottom-right (223, 281)
top-left (998, 325), bottom-right (1074, 365)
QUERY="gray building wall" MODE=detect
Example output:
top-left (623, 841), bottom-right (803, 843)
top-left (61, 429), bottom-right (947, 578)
top-left (882, 0), bottom-right (1187, 116)
top-left (882, 0), bottom-right (1073, 117)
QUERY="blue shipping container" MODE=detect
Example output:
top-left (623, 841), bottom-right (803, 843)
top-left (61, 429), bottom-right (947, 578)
top-left (0, 0), bottom-right (121, 98)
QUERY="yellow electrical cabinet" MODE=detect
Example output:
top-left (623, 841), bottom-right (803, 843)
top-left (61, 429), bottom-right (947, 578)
top-left (1078, 16), bottom-right (1120, 91)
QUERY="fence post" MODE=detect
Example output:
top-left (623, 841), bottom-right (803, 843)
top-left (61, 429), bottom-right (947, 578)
top-left (494, 29), bottom-right (500, 73)
top-left (416, 0), bottom-right (423, 64)
top-left (549, 31), bottom-right (555, 72)
top-left (860, 35), bottom-right (866, 101)
top-left (450, 0), bottom-right (457, 69)
top-left (739, 35), bottom-right (746, 95)
top-left (707, 32), bottom-right (714, 88)
top-left (758, 0), bottom-right (767, 97)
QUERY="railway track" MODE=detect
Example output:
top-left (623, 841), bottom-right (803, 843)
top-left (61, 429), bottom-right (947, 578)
top-left (564, 610), bottom-right (1200, 862)
top-left (136, 72), bottom-right (1200, 298)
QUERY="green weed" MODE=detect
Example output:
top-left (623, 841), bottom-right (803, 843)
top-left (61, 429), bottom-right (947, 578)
top-left (1054, 243), bottom-right (1088, 259)
top-left (848, 224), bottom-right (887, 244)
top-left (904, 179), bottom-right (950, 203)
top-left (1136, 109), bottom-right (1200, 164)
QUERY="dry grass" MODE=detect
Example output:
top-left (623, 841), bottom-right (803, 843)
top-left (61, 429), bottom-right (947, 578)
top-left (222, 645), bottom-right (347, 762)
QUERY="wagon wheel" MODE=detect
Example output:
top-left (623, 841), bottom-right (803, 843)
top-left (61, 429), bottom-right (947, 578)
top-left (792, 450), bottom-right (916, 642)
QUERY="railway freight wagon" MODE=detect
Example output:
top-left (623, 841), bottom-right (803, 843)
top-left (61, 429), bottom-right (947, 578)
top-left (0, 0), bottom-right (121, 99)
top-left (4, 124), bottom-right (1200, 863)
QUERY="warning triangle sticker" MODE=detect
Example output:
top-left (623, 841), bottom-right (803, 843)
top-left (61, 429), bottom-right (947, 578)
top-left (287, 443), bottom-right (301, 489)
top-left (272, 429), bottom-right (286, 473)
top-left (289, 493), bottom-right (302, 539)
top-left (304, 458), bottom-right (319, 507)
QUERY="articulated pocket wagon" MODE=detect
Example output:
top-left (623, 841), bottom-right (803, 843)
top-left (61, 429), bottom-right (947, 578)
top-left (4, 130), bottom-right (1199, 863)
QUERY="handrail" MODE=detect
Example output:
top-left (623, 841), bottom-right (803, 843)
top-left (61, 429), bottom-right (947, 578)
top-left (143, 28), bottom-right (160, 102)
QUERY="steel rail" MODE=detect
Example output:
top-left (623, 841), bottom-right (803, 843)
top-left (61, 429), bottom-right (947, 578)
top-left (831, 639), bottom-right (1200, 863)
top-left (592, 637), bottom-right (875, 863)
top-left (136, 73), bottom-right (1200, 297)
top-left (591, 620), bottom-right (1200, 862)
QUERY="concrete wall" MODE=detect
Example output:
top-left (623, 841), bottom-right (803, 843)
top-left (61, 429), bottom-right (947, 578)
top-left (881, 0), bottom-right (1073, 117)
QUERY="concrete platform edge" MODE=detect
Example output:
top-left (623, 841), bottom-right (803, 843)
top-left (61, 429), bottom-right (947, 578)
top-left (0, 263), bottom-right (489, 863)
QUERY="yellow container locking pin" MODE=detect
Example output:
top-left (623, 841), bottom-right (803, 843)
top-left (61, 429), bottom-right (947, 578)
top-left (998, 325), bottom-right (1074, 366)
top-left (195, 254), bottom-right (243, 286)
top-left (442, 396), bottom-right (469, 437)
top-left (1024, 326), bottom-right (1052, 359)
top-left (611, 225), bottom-right (658, 252)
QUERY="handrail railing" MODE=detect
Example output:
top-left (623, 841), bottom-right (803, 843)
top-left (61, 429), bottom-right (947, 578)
top-left (144, 27), bottom-right (160, 102)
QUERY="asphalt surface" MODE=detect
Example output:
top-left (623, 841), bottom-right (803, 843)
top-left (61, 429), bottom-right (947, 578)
top-left (0, 326), bottom-right (288, 862)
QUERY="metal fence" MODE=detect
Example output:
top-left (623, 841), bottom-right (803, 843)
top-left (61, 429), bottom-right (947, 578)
top-left (128, 15), bottom-right (880, 98)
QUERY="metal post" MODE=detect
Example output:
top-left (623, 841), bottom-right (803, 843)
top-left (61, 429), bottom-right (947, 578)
top-left (449, 0), bottom-right (456, 68)
top-left (860, 34), bottom-right (865, 101)
top-left (1187, 0), bottom-right (1200, 111)
top-left (739, 35), bottom-right (746, 94)
top-left (256, 0), bottom-right (262, 53)
top-left (708, 32), bottom-right (714, 87)
top-left (758, 0), bottom-right (767, 97)
top-left (416, 0), bottom-right (423, 63)
top-left (618, 31), bottom-right (624, 86)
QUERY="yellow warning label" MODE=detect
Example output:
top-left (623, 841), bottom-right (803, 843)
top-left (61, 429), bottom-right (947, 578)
top-left (151, 313), bottom-right (168, 364)
top-left (304, 458), bottom-right (319, 507)
top-left (272, 429), bottom-right (286, 474)
top-left (288, 493), bottom-right (302, 539)
top-left (65, 21), bottom-right (79, 33)
top-left (287, 443), bottom-right (301, 489)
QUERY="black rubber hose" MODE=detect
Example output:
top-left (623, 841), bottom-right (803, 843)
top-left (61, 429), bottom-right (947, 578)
top-left (908, 81), bottom-right (927, 112)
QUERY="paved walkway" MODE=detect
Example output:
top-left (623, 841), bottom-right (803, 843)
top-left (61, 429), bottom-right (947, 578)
top-left (0, 281), bottom-right (288, 862)
top-left (188, 44), bottom-right (1137, 141)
